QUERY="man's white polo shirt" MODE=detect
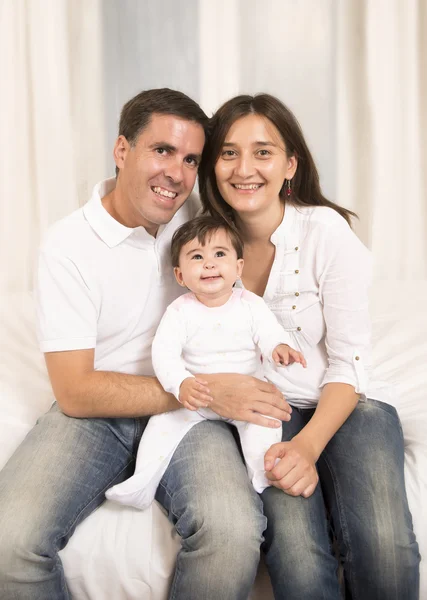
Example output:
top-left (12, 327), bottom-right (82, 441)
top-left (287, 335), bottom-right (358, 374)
top-left (36, 178), bottom-right (199, 376)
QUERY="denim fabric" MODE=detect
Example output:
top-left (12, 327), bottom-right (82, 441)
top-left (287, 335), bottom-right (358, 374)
top-left (262, 399), bottom-right (420, 600)
top-left (157, 419), bottom-right (266, 600)
top-left (0, 405), bottom-right (264, 599)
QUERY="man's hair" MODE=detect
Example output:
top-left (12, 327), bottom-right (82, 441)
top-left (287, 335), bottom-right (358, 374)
top-left (115, 88), bottom-right (209, 175)
top-left (171, 216), bottom-right (244, 268)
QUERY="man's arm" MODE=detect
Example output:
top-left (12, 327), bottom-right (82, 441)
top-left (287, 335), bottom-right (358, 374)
top-left (45, 349), bottom-right (180, 418)
top-left (45, 349), bottom-right (293, 424)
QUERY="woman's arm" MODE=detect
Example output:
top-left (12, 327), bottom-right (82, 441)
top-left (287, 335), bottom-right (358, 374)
top-left (264, 382), bottom-right (358, 497)
top-left (265, 217), bottom-right (372, 497)
top-left (293, 383), bottom-right (359, 459)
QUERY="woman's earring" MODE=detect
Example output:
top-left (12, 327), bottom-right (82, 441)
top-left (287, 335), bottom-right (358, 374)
top-left (286, 179), bottom-right (292, 197)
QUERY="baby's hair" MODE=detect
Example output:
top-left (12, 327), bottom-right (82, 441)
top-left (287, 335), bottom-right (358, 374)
top-left (171, 215), bottom-right (244, 267)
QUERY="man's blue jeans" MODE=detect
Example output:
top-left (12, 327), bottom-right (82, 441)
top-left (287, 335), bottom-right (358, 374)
top-left (0, 403), bottom-right (265, 599)
top-left (262, 398), bottom-right (421, 600)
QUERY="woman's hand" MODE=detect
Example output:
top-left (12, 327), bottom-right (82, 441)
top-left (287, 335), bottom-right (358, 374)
top-left (198, 373), bottom-right (292, 428)
top-left (264, 436), bottom-right (319, 498)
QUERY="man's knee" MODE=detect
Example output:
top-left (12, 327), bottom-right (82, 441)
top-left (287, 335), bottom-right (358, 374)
top-left (179, 485), bottom-right (266, 565)
top-left (0, 511), bottom-right (51, 584)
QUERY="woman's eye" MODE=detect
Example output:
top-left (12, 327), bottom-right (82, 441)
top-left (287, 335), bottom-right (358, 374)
top-left (221, 150), bottom-right (236, 157)
top-left (257, 149), bottom-right (271, 156)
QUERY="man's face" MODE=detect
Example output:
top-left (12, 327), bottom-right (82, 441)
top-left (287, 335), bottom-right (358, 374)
top-left (114, 114), bottom-right (205, 235)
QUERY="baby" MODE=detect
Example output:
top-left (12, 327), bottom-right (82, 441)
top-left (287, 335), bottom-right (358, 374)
top-left (106, 216), bottom-right (306, 510)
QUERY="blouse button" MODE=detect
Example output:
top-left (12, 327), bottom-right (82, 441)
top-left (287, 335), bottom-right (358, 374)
top-left (295, 292), bottom-right (300, 296)
top-left (355, 356), bottom-right (360, 360)
top-left (294, 246), bottom-right (299, 251)
top-left (292, 305), bottom-right (296, 310)
top-left (297, 326), bottom-right (302, 331)
top-left (295, 269), bottom-right (299, 274)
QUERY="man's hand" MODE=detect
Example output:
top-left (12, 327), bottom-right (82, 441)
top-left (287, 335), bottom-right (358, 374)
top-left (272, 344), bottom-right (307, 368)
top-left (264, 436), bottom-right (319, 497)
top-left (200, 373), bottom-right (292, 428)
top-left (179, 377), bottom-right (213, 411)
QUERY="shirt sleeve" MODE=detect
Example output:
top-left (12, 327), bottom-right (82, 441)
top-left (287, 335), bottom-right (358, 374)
top-left (317, 221), bottom-right (372, 397)
top-left (151, 306), bottom-right (194, 400)
top-left (245, 292), bottom-right (294, 361)
top-left (36, 250), bottom-right (98, 352)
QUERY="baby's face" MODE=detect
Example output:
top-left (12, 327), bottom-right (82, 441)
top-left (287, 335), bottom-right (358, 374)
top-left (174, 229), bottom-right (243, 304)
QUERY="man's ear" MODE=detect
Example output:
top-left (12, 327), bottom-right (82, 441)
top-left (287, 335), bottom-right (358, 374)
top-left (174, 266), bottom-right (186, 287)
top-left (236, 258), bottom-right (244, 279)
top-left (113, 135), bottom-right (130, 172)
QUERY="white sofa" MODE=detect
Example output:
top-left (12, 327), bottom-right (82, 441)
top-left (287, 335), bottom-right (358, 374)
top-left (0, 281), bottom-right (425, 599)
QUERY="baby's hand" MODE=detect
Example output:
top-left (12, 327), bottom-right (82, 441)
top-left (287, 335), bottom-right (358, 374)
top-left (179, 377), bottom-right (213, 411)
top-left (272, 344), bottom-right (307, 368)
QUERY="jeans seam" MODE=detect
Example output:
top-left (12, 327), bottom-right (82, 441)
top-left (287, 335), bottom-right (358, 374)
top-left (52, 459), bottom-right (135, 557)
top-left (158, 480), bottom-right (181, 525)
top-left (320, 449), bottom-right (357, 600)
top-left (58, 556), bottom-right (71, 599)
top-left (132, 417), bottom-right (144, 455)
top-left (168, 555), bottom-right (182, 600)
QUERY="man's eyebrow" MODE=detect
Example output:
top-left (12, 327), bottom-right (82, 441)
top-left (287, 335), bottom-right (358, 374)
top-left (222, 141), bottom-right (277, 147)
top-left (149, 142), bottom-right (176, 151)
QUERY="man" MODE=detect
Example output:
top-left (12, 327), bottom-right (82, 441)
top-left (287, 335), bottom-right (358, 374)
top-left (0, 88), bottom-right (291, 599)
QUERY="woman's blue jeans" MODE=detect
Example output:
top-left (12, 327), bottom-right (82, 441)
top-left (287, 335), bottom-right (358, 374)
top-left (0, 399), bottom-right (420, 599)
top-left (0, 404), bottom-right (265, 599)
top-left (262, 398), bottom-right (420, 599)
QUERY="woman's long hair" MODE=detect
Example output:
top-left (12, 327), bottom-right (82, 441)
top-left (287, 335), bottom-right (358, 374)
top-left (199, 94), bottom-right (356, 226)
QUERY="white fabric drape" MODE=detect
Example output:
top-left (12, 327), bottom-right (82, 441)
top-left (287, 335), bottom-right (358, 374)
top-left (0, 0), bottom-right (107, 293)
top-left (337, 0), bottom-right (427, 279)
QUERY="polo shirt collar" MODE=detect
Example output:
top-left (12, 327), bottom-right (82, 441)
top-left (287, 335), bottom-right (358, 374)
top-left (83, 178), bottom-right (164, 248)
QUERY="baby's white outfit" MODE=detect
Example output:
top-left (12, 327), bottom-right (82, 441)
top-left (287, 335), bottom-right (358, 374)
top-left (106, 288), bottom-right (294, 509)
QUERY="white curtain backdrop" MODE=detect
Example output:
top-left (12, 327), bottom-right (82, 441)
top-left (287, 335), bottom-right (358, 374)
top-left (1, 0), bottom-right (426, 289)
top-left (336, 0), bottom-right (427, 279)
top-left (0, 0), bottom-right (107, 293)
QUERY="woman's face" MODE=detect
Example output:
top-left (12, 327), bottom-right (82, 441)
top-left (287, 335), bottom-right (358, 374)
top-left (214, 114), bottom-right (297, 216)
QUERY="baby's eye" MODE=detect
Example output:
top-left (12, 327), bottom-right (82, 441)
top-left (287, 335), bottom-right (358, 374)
top-left (192, 254), bottom-right (203, 260)
top-left (215, 251), bottom-right (226, 257)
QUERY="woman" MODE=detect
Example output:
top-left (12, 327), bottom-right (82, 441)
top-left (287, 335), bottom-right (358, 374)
top-left (199, 94), bottom-right (420, 599)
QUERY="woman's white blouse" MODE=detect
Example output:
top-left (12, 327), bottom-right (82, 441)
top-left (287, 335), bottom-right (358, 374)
top-left (241, 203), bottom-right (379, 408)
